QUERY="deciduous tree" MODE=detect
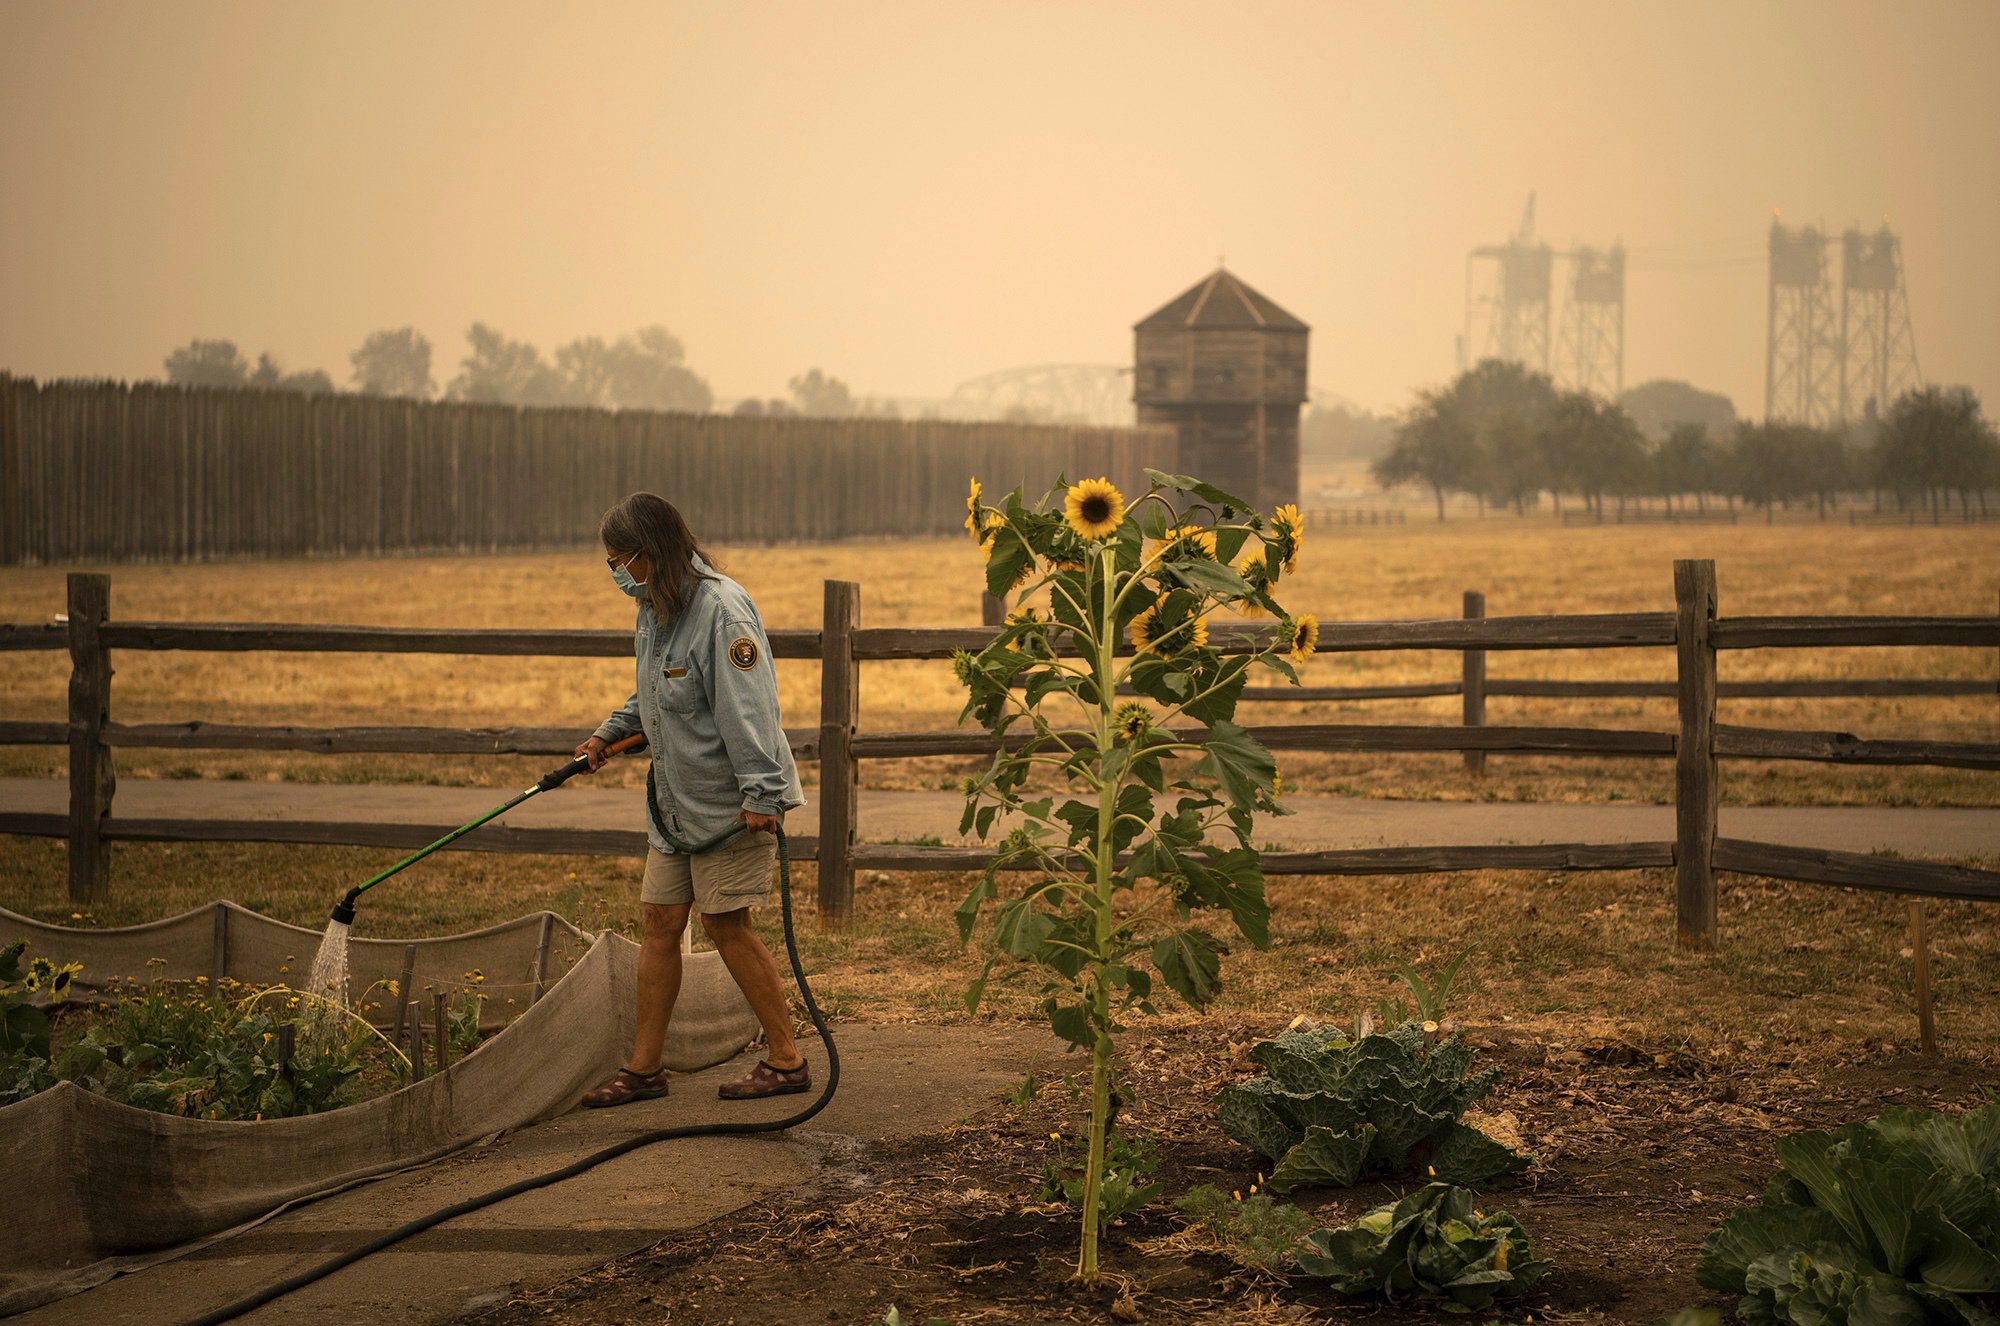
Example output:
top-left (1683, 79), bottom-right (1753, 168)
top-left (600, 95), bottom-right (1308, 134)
top-left (349, 327), bottom-right (435, 398)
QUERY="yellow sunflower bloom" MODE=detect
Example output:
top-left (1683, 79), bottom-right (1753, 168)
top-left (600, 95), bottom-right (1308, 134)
top-left (964, 477), bottom-right (983, 539)
top-left (978, 511), bottom-right (1005, 561)
top-left (1271, 504), bottom-right (1304, 573)
top-left (1063, 477), bottom-right (1125, 540)
top-left (1233, 549), bottom-right (1271, 618)
top-left (1130, 601), bottom-right (1209, 654)
top-left (1286, 613), bottom-right (1319, 665)
top-left (1148, 524), bottom-right (1218, 562)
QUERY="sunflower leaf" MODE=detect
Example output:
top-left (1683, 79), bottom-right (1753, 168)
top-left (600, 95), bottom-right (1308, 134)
top-left (1153, 927), bottom-right (1226, 1009)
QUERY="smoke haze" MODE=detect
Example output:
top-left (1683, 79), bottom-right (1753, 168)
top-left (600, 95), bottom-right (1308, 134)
top-left (1, 0), bottom-right (1995, 414)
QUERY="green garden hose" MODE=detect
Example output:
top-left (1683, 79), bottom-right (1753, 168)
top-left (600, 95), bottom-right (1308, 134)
top-left (184, 756), bottom-right (837, 1326)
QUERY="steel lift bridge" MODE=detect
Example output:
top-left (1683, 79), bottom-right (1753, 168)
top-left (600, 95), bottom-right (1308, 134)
top-left (948, 363), bottom-right (1135, 427)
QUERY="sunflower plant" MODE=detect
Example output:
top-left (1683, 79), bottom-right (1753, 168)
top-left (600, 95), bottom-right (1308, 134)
top-left (954, 468), bottom-right (1316, 1280)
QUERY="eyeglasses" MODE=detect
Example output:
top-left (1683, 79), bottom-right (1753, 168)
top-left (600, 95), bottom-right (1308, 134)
top-left (606, 551), bottom-right (640, 571)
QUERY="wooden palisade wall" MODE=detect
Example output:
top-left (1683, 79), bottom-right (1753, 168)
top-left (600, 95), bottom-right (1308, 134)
top-left (0, 376), bottom-right (1176, 564)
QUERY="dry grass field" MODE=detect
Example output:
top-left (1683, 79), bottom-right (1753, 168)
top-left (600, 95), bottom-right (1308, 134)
top-left (3, 834), bottom-right (1995, 1064)
top-left (2, 516), bottom-right (1993, 1048)
top-left (2, 517), bottom-right (1994, 805)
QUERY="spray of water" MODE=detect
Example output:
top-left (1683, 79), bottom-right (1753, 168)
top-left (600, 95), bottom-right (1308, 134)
top-left (301, 919), bottom-right (352, 1037)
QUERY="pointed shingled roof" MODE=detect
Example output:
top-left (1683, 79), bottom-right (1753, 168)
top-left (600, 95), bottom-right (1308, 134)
top-left (1135, 268), bottom-right (1308, 332)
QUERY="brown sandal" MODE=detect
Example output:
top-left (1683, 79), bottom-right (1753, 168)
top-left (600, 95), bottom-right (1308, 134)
top-left (718, 1059), bottom-right (811, 1100)
top-left (582, 1065), bottom-right (668, 1108)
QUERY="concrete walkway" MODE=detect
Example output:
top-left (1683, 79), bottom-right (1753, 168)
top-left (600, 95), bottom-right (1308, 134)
top-left (2, 778), bottom-right (1994, 860)
top-left (14, 1022), bottom-right (1049, 1326)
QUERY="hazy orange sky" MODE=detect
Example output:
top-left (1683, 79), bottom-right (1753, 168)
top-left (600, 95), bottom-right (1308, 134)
top-left (2, 1), bottom-right (1996, 417)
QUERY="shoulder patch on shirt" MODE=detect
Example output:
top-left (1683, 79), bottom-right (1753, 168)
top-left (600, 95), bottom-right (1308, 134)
top-left (727, 636), bottom-right (760, 671)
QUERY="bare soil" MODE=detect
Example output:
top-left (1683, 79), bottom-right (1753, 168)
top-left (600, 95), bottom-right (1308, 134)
top-left (460, 1017), bottom-right (1998, 1326)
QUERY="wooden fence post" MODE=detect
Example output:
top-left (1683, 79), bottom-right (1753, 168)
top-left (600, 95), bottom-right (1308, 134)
top-left (66, 573), bottom-right (114, 904)
top-left (1674, 559), bottom-right (1719, 950)
top-left (1462, 591), bottom-right (1486, 776)
top-left (211, 903), bottom-right (229, 988)
top-left (980, 591), bottom-right (1005, 627)
top-left (528, 914), bottom-right (554, 1005)
top-left (432, 990), bottom-right (451, 1071)
top-left (391, 944), bottom-right (417, 1032)
top-left (818, 580), bottom-right (860, 928)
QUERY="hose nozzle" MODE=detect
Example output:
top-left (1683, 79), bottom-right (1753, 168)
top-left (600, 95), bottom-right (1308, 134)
top-left (330, 888), bottom-right (361, 927)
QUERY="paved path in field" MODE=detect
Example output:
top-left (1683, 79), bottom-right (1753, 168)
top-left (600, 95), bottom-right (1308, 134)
top-left (14, 1021), bottom-right (1051, 1326)
top-left (2, 778), bottom-right (1994, 860)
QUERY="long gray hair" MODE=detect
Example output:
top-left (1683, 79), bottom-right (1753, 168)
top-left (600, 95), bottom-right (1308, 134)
top-left (599, 493), bottom-right (720, 622)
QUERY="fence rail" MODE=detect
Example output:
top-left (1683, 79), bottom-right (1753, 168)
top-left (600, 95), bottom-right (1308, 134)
top-left (1, 565), bottom-right (1996, 941)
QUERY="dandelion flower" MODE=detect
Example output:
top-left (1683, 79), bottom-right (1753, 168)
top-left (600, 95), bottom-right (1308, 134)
top-left (1271, 504), bottom-right (1304, 572)
top-left (964, 476), bottom-right (984, 538)
top-left (1112, 701), bottom-right (1151, 743)
top-left (1063, 477), bottom-right (1124, 540)
top-left (1285, 613), bottom-right (1319, 665)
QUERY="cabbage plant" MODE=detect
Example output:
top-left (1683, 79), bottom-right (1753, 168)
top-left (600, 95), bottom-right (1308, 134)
top-left (954, 469), bottom-right (1313, 1280)
top-left (1217, 1021), bottom-right (1530, 1191)
top-left (1295, 1181), bottom-right (1549, 1310)
top-left (1697, 1103), bottom-right (2000, 1325)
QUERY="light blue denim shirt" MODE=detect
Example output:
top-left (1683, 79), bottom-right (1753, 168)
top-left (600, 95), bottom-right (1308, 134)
top-left (592, 556), bottom-right (806, 853)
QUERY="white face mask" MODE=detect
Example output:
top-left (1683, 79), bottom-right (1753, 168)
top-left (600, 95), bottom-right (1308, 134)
top-left (610, 555), bottom-right (647, 597)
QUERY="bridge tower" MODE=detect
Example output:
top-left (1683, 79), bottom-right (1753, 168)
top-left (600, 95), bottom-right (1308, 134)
top-left (1765, 220), bottom-right (1842, 425)
top-left (1839, 225), bottom-right (1920, 422)
top-left (1556, 244), bottom-right (1626, 396)
top-left (1466, 193), bottom-right (1554, 375)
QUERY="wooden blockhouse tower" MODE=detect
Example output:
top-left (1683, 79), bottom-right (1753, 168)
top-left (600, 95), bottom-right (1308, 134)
top-left (1132, 268), bottom-right (1309, 513)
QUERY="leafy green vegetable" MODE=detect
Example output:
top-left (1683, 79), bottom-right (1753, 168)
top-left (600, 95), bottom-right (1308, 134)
top-left (1697, 1103), bottom-right (2000, 1326)
top-left (1216, 1021), bottom-right (1530, 1191)
top-left (1295, 1181), bottom-right (1549, 1310)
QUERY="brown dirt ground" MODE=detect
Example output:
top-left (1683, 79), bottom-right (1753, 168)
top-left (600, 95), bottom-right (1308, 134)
top-left (457, 1018), bottom-right (1999, 1326)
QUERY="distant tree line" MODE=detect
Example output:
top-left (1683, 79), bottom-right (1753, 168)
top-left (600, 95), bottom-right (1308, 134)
top-left (160, 326), bottom-right (885, 419)
top-left (1371, 360), bottom-right (1999, 522)
top-left (730, 368), bottom-right (902, 420)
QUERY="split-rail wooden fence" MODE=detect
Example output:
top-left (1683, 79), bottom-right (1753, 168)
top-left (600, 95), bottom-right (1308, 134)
top-left (1, 562), bottom-right (1997, 950)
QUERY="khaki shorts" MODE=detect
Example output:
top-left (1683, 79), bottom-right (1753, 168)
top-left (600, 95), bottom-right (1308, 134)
top-left (640, 831), bottom-right (777, 913)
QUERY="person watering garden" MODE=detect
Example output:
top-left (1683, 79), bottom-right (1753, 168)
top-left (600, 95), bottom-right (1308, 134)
top-left (575, 492), bottom-right (810, 1107)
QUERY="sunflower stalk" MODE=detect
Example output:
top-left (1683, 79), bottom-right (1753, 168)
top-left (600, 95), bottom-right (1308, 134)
top-left (955, 471), bottom-right (1315, 1285)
